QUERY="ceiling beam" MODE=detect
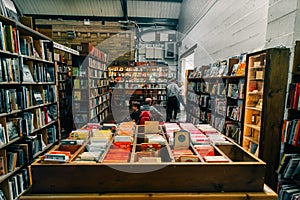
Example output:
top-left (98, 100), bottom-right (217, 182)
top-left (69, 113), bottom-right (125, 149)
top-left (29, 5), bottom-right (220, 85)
top-left (29, 15), bottom-right (178, 29)
top-left (130, 17), bottom-right (178, 26)
top-left (120, 0), bottom-right (128, 20)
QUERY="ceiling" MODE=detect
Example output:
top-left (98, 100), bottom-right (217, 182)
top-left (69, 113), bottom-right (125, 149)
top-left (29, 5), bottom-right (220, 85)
top-left (12, 0), bottom-right (182, 29)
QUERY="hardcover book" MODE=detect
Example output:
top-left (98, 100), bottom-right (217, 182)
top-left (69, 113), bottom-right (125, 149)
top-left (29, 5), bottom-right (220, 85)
top-left (0, 124), bottom-right (6, 146)
top-left (6, 119), bottom-right (20, 142)
top-left (22, 65), bottom-right (34, 82)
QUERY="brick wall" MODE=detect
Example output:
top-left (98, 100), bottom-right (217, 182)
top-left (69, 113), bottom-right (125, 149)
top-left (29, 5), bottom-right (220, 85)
top-left (36, 19), bottom-right (135, 64)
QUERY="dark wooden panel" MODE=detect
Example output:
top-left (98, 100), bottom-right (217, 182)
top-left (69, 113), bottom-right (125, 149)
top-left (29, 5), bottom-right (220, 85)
top-left (31, 163), bottom-right (265, 193)
top-left (261, 48), bottom-right (290, 190)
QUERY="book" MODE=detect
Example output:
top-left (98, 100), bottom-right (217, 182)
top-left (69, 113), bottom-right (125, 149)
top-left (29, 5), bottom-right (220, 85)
top-left (42, 153), bottom-right (69, 162)
top-left (0, 156), bottom-right (6, 176)
top-left (74, 91), bottom-right (81, 100)
top-left (22, 64), bottom-right (34, 82)
top-left (33, 89), bottom-right (43, 105)
top-left (6, 151), bottom-right (17, 172)
top-left (283, 157), bottom-right (300, 179)
top-left (236, 62), bottom-right (246, 76)
top-left (0, 124), bottom-right (7, 146)
top-left (4, 25), bottom-right (14, 53)
top-left (230, 64), bottom-right (239, 76)
top-left (0, 22), bottom-right (5, 51)
top-left (277, 154), bottom-right (300, 175)
top-left (6, 119), bottom-right (21, 142)
top-left (204, 155), bottom-right (230, 163)
top-left (0, 189), bottom-right (6, 200)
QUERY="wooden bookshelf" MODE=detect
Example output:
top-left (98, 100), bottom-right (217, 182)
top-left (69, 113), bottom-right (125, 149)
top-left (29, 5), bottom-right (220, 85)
top-left (276, 41), bottom-right (300, 197)
top-left (0, 14), bottom-right (60, 199)
top-left (53, 42), bottom-right (79, 138)
top-left (186, 57), bottom-right (246, 144)
top-left (108, 61), bottom-right (168, 108)
top-left (242, 48), bottom-right (290, 191)
top-left (71, 42), bottom-right (110, 128)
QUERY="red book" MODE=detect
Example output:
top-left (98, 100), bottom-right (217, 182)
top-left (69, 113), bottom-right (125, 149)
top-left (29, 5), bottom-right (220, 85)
top-left (293, 83), bottom-right (300, 109)
top-left (281, 120), bottom-right (287, 142)
top-left (292, 120), bottom-right (300, 146)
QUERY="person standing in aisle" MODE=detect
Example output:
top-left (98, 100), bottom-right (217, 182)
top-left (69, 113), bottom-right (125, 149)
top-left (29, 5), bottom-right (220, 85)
top-left (65, 68), bottom-right (73, 113)
top-left (166, 78), bottom-right (179, 122)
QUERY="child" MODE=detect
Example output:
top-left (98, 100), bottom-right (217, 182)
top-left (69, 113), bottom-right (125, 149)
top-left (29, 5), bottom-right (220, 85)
top-left (130, 103), bottom-right (141, 124)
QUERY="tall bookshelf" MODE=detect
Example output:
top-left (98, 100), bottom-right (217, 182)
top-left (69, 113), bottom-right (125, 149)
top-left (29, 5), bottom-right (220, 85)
top-left (108, 61), bottom-right (168, 108)
top-left (71, 42), bottom-right (110, 128)
top-left (186, 56), bottom-right (246, 144)
top-left (242, 47), bottom-right (289, 191)
top-left (277, 41), bottom-right (300, 197)
top-left (53, 42), bottom-right (79, 137)
top-left (0, 14), bottom-right (59, 199)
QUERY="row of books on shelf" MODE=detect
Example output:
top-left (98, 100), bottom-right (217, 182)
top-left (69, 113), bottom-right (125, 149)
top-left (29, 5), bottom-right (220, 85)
top-left (73, 79), bottom-right (87, 89)
top-left (6, 167), bottom-right (30, 200)
top-left (109, 65), bottom-right (168, 73)
top-left (0, 23), bottom-right (53, 62)
top-left (210, 116), bottom-right (225, 133)
top-left (89, 68), bottom-right (107, 78)
top-left (0, 105), bottom-right (57, 139)
top-left (90, 79), bottom-right (109, 88)
top-left (0, 123), bottom-right (56, 163)
top-left (286, 82), bottom-right (300, 110)
top-left (277, 181), bottom-right (300, 200)
top-left (58, 65), bottom-right (69, 74)
top-left (73, 90), bottom-right (88, 101)
top-left (227, 82), bottom-right (244, 99)
top-left (211, 98), bottom-right (226, 116)
top-left (90, 87), bottom-right (109, 97)
top-left (54, 52), bottom-right (69, 63)
top-left (282, 119), bottom-right (300, 147)
top-left (277, 153), bottom-right (300, 180)
top-left (0, 59), bottom-right (55, 83)
top-left (72, 67), bottom-right (87, 77)
top-left (188, 79), bottom-right (244, 99)
top-left (224, 123), bottom-right (241, 142)
top-left (20, 36), bottom-right (53, 61)
top-left (0, 86), bottom-right (56, 113)
top-left (113, 83), bottom-right (154, 89)
top-left (188, 58), bottom-right (245, 79)
top-left (89, 93), bottom-right (110, 108)
top-left (88, 45), bottom-right (108, 62)
top-left (90, 103), bottom-right (110, 119)
top-left (227, 105), bottom-right (243, 121)
top-left (88, 57), bottom-right (106, 70)
top-left (0, 23), bottom-right (18, 54)
top-left (73, 108), bottom-right (109, 125)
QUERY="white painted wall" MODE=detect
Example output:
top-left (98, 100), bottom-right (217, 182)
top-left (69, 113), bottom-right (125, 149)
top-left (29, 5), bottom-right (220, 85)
top-left (179, 0), bottom-right (269, 66)
top-left (265, 0), bottom-right (299, 48)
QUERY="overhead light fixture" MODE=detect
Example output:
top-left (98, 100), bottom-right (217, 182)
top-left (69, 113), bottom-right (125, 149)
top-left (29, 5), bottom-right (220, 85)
top-left (84, 19), bottom-right (90, 25)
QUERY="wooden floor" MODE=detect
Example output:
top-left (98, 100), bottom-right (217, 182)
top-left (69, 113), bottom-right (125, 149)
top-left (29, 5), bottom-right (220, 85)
top-left (21, 185), bottom-right (277, 200)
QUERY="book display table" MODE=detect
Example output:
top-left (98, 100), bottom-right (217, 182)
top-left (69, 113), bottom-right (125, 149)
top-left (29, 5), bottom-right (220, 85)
top-left (22, 123), bottom-right (277, 199)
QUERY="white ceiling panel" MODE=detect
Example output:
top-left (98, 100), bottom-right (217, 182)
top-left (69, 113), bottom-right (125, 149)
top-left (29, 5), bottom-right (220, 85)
top-left (127, 0), bottom-right (181, 19)
top-left (13, 0), bottom-right (123, 16)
